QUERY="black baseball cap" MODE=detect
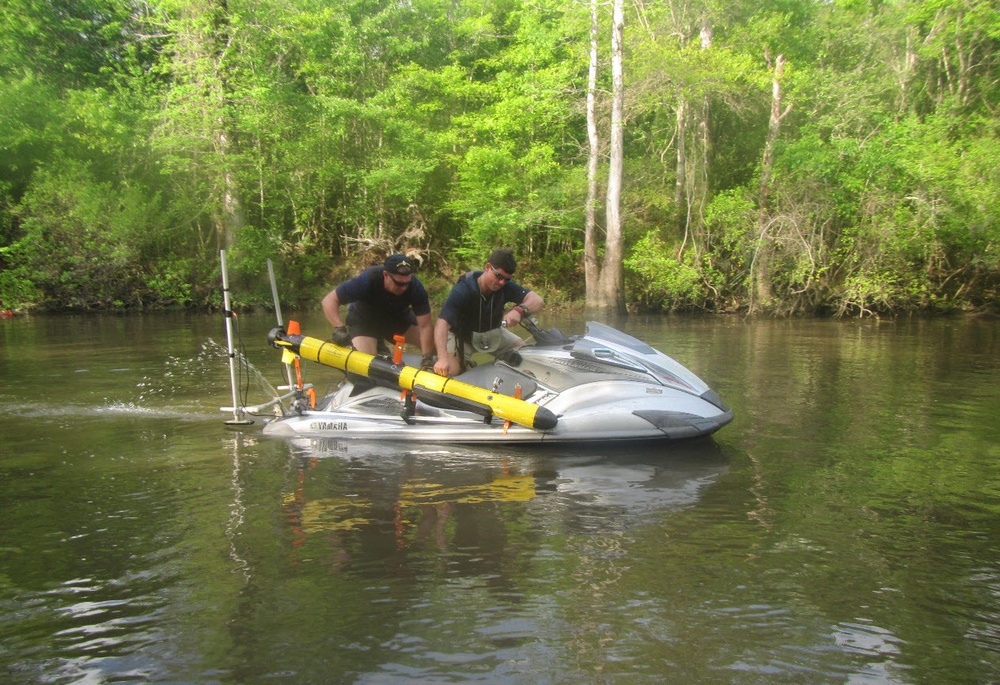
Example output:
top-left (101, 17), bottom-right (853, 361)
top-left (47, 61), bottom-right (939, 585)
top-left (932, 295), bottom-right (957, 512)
top-left (384, 254), bottom-right (414, 276)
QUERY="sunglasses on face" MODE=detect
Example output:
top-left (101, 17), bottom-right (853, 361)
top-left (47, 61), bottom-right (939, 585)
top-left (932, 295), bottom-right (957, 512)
top-left (387, 273), bottom-right (411, 288)
top-left (490, 265), bottom-right (511, 283)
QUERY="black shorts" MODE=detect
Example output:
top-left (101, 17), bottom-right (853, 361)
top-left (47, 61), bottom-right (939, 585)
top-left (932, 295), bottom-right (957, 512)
top-left (346, 307), bottom-right (417, 341)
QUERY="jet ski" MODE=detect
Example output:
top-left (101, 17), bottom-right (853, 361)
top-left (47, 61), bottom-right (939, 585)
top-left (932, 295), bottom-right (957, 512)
top-left (256, 317), bottom-right (733, 444)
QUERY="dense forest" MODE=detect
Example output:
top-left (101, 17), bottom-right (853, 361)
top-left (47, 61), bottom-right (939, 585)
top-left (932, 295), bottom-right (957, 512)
top-left (0, 0), bottom-right (997, 315)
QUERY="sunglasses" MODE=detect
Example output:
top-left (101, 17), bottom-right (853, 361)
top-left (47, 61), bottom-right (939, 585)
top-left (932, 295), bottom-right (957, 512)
top-left (387, 273), bottom-right (411, 288)
top-left (490, 265), bottom-right (512, 283)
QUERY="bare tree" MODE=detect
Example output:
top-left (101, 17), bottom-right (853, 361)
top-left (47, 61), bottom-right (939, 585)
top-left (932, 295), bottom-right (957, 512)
top-left (676, 9), bottom-right (712, 262)
top-left (584, 0), bottom-right (601, 303)
top-left (595, 0), bottom-right (626, 312)
top-left (750, 50), bottom-right (792, 312)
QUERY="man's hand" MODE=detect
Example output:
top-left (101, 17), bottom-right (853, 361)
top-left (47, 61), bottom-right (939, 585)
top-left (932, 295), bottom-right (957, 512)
top-left (433, 359), bottom-right (451, 377)
top-left (503, 305), bottom-right (524, 328)
top-left (331, 325), bottom-right (352, 347)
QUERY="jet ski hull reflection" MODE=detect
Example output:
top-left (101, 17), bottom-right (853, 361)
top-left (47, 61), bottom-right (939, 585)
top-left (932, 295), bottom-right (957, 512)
top-left (262, 321), bottom-right (733, 444)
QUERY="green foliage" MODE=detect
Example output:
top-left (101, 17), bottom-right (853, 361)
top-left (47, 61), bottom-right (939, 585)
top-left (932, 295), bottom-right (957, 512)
top-left (768, 104), bottom-right (1000, 314)
top-left (0, 0), bottom-right (997, 314)
top-left (0, 0), bottom-right (148, 89)
top-left (0, 75), bottom-right (63, 199)
top-left (519, 248), bottom-right (581, 307)
top-left (136, 256), bottom-right (204, 308)
top-left (701, 188), bottom-right (757, 305)
top-left (625, 232), bottom-right (706, 311)
top-left (4, 161), bottom-right (182, 309)
top-left (0, 257), bottom-right (39, 309)
top-left (448, 145), bottom-right (521, 249)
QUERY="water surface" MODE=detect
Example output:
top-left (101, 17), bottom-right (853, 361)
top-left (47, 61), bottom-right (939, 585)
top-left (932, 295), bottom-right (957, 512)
top-left (1, 312), bottom-right (998, 683)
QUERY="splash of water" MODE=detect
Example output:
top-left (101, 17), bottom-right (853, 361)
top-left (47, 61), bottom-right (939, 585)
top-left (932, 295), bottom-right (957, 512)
top-left (200, 337), bottom-right (283, 402)
top-left (129, 338), bottom-right (283, 418)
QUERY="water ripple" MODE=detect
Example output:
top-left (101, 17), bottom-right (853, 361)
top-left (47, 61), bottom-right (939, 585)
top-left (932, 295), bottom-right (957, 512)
top-left (0, 558), bottom-right (182, 684)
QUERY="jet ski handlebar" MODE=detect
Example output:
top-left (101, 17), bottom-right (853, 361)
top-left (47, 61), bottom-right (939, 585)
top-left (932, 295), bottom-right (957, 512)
top-left (518, 315), bottom-right (570, 347)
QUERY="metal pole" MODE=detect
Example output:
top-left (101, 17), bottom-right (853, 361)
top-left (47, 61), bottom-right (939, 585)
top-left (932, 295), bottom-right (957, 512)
top-left (267, 259), bottom-right (295, 390)
top-left (221, 250), bottom-right (254, 425)
top-left (267, 259), bottom-right (284, 326)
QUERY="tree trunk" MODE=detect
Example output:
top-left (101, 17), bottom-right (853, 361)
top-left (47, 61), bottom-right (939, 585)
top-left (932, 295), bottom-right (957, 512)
top-left (597, 0), bottom-right (626, 313)
top-left (216, 128), bottom-right (243, 250)
top-left (675, 13), bottom-right (712, 263)
top-left (584, 0), bottom-right (600, 303)
top-left (692, 14), bottom-right (712, 262)
top-left (674, 98), bottom-right (687, 236)
top-left (752, 52), bottom-right (790, 312)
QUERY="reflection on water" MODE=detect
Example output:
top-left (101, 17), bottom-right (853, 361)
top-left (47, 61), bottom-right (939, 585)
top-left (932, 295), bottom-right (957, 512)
top-left (832, 619), bottom-right (905, 680)
top-left (271, 439), bottom-right (728, 576)
top-left (219, 437), bottom-right (732, 682)
top-left (1, 313), bottom-right (999, 683)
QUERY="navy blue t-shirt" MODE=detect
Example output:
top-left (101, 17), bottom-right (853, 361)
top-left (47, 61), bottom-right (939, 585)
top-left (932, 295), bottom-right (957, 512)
top-left (335, 266), bottom-right (431, 322)
top-left (438, 271), bottom-right (530, 341)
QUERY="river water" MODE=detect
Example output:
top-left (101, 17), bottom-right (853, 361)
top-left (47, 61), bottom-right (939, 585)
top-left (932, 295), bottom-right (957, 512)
top-left (0, 311), bottom-right (998, 684)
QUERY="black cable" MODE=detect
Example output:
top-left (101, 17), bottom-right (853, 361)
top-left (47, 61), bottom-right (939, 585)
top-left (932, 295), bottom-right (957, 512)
top-left (231, 307), bottom-right (252, 411)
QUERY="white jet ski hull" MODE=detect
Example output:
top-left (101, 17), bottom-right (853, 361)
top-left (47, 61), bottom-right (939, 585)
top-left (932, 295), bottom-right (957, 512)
top-left (260, 321), bottom-right (733, 444)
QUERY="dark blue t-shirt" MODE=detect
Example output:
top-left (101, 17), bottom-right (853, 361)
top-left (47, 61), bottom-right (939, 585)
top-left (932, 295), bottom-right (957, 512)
top-left (335, 266), bottom-right (431, 321)
top-left (438, 271), bottom-right (530, 341)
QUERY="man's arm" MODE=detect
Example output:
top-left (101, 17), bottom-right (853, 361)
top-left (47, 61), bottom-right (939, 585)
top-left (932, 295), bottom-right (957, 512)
top-left (522, 291), bottom-right (544, 315)
top-left (321, 288), bottom-right (344, 327)
top-left (416, 312), bottom-right (434, 355)
top-left (433, 317), bottom-right (451, 362)
top-left (433, 317), bottom-right (460, 376)
top-left (503, 290), bottom-right (545, 327)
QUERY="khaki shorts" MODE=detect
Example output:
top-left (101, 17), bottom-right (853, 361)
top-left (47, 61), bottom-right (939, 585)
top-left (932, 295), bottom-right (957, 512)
top-left (448, 327), bottom-right (523, 360)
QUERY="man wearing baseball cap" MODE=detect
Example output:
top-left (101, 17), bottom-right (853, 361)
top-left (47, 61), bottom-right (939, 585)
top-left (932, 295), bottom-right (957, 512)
top-left (322, 254), bottom-right (435, 369)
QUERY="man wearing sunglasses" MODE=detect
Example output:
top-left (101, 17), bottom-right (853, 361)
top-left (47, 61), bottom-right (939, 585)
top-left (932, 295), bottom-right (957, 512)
top-left (322, 253), bottom-right (435, 368)
top-left (433, 248), bottom-right (545, 377)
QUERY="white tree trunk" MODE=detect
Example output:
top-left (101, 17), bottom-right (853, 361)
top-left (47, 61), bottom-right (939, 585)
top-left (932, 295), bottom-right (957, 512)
top-left (584, 0), bottom-right (600, 303)
top-left (597, 0), bottom-right (625, 312)
top-left (752, 52), bottom-right (791, 312)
